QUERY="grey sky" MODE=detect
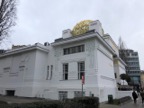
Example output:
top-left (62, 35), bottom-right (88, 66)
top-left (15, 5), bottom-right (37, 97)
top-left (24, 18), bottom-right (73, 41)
top-left (2, 0), bottom-right (144, 69)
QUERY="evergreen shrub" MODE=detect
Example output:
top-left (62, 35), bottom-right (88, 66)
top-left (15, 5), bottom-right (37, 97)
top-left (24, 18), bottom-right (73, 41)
top-left (0, 97), bottom-right (99, 108)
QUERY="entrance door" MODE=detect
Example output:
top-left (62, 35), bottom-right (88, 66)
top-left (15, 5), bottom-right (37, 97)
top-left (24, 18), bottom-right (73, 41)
top-left (6, 90), bottom-right (15, 96)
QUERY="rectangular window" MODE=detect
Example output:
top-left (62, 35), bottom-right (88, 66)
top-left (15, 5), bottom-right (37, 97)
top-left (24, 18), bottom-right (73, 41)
top-left (46, 66), bottom-right (49, 80)
top-left (78, 61), bottom-right (85, 80)
top-left (50, 65), bottom-right (53, 80)
top-left (3, 67), bottom-right (10, 73)
top-left (114, 73), bottom-right (117, 78)
top-left (74, 91), bottom-right (85, 97)
top-left (59, 91), bottom-right (68, 100)
top-left (63, 45), bottom-right (84, 55)
top-left (19, 66), bottom-right (25, 72)
top-left (63, 63), bottom-right (68, 80)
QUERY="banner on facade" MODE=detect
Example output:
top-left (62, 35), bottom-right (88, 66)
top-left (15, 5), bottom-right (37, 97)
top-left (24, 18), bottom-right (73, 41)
top-left (82, 75), bottom-right (85, 84)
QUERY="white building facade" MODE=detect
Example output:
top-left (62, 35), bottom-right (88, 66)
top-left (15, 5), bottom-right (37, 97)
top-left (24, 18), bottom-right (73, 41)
top-left (0, 20), bottom-right (126, 102)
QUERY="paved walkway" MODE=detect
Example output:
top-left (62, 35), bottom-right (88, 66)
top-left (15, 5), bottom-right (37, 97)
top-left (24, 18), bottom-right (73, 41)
top-left (120, 97), bottom-right (144, 108)
top-left (100, 103), bottom-right (119, 108)
top-left (100, 97), bottom-right (144, 108)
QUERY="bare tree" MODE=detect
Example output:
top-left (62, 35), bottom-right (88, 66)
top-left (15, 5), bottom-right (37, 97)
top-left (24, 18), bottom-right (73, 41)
top-left (0, 0), bottom-right (17, 45)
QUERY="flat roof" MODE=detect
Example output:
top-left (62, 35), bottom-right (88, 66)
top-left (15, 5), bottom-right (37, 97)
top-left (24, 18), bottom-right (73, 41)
top-left (0, 43), bottom-right (49, 58)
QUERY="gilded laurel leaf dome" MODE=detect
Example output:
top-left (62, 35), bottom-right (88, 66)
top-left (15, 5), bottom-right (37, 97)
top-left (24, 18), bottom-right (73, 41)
top-left (72, 20), bottom-right (93, 36)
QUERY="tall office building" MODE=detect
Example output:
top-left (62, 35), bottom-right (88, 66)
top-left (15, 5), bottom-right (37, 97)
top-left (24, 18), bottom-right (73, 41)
top-left (119, 49), bottom-right (141, 85)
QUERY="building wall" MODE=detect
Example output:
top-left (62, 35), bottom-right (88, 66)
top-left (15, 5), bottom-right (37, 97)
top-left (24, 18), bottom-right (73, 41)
top-left (32, 37), bottom-right (117, 102)
top-left (114, 60), bottom-right (119, 83)
top-left (0, 51), bottom-right (37, 97)
top-left (0, 36), bottom-right (118, 102)
top-left (141, 72), bottom-right (144, 89)
top-left (114, 59), bottom-right (126, 84)
top-left (103, 35), bottom-right (119, 56)
top-left (32, 50), bottom-right (49, 98)
top-left (52, 38), bottom-right (98, 100)
top-left (40, 37), bottom-right (117, 102)
top-left (97, 42), bottom-right (117, 102)
top-left (116, 91), bottom-right (133, 99)
top-left (12, 37), bottom-right (116, 102)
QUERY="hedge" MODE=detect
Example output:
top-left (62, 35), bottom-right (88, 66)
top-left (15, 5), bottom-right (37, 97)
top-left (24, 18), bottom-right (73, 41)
top-left (70, 97), bottom-right (99, 108)
top-left (0, 97), bottom-right (99, 108)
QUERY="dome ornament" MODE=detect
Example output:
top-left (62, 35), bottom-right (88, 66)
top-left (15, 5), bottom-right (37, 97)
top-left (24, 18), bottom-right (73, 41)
top-left (72, 20), bottom-right (93, 36)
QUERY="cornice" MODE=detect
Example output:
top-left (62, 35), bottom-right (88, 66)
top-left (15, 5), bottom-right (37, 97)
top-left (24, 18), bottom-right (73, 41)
top-left (0, 43), bottom-right (49, 58)
top-left (52, 32), bottom-right (116, 55)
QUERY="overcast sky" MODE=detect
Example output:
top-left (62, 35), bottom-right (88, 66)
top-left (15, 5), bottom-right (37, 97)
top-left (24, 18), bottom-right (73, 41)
top-left (2, 0), bottom-right (144, 70)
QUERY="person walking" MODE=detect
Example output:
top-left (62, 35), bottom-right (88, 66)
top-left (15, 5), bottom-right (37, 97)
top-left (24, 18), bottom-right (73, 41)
top-left (140, 90), bottom-right (144, 104)
top-left (132, 90), bottom-right (138, 103)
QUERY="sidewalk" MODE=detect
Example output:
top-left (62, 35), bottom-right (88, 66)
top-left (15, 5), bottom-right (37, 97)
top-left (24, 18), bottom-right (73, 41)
top-left (120, 97), bottom-right (144, 108)
top-left (100, 103), bottom-right (119, 108)
top-left (100, 97), bottom-right (144, 108)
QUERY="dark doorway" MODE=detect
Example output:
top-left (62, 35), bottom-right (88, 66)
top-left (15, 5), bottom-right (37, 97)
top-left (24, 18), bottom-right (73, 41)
top-left (6, 90), bottom-right (15, 96)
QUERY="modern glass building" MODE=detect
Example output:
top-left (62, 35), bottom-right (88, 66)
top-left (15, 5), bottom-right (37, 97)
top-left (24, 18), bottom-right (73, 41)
top-left (119, 49), bottom-right (141, 85)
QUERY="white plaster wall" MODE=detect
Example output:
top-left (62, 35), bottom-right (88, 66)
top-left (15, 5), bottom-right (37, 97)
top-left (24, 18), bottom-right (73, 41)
top-left (119, 61), bottom-right (126, 75)
top-left (56, 40), bottom-right (97, 88)
top-left (0, 51), bottom-right (37, 97)
top-left (32, 50), bottom-right (50, 97)
top-left (33, 50), bottom-right (48, 81)
top-left (89, 20), bottom-right (103, 36)
top-left (103, 36), bottom-right (119, 56)
top-left (114, 60), bottom-right (126, 84)
top-left (97, 50), bottom-right (114, 79)
top-left (0, 36), bottom-right (118, 102)
top-left (114, 60), bottom-right (120, 83)
top-left (34, 37), bottom-right (117, 102)
top-left (97, 44), bottom-right (117, 102)
top-left (32, 46), bottom-right (59, 99)
top-left (47, 38), bottom-right (99, 99)
top-left (116, 91), bottom-right (133, 99)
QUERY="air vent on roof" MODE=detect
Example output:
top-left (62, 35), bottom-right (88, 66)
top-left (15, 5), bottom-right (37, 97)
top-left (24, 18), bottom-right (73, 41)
top-left (44, 42), bottom-right (50, 46)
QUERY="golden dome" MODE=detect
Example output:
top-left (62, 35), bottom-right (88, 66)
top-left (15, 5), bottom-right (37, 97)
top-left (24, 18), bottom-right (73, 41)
top-left (72, 20), bottom-right (93, 36)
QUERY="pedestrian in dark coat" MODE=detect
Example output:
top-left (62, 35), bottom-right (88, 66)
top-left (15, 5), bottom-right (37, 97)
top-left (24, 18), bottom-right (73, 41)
top-left (140, 90), bottom-right (144, 104)
top-left (132, 90), bottom-right (138, 103)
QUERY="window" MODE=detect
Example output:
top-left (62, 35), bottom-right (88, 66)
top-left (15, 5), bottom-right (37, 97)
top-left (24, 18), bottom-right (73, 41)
top-left (74, 91), bottom-right (85, 97)
top-left (114, 73), bottom-right (117, 78)
top-left (78, 61), bottom-right (85, 79)
top-left (63, 45), bottom-right (85, 55)
top-left (50, 65), bottom-right (53, 80)
top-left (78, 45), bottom-right (84, 52)
top-left (59, 91), bottom-right (67, 100)
top-left (3, 67), bottom-right (10, 73)
top-left (19, 66), bottom-right (25, 72)
top-left (63, 63), bottom-right (68, 80)
top-left (46, 66), bottom-right (49, 80)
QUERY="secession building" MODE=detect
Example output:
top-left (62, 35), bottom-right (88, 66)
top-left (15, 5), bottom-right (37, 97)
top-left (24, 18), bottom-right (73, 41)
top-left (0, 20), bottom-right (126, 102)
